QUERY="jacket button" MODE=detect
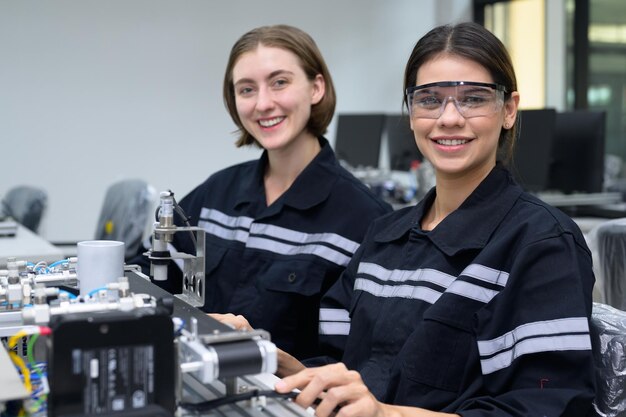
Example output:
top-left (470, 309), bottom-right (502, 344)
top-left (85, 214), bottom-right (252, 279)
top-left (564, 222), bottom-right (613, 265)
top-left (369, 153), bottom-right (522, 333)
top-left (288, 272), bottom-right (296, 283)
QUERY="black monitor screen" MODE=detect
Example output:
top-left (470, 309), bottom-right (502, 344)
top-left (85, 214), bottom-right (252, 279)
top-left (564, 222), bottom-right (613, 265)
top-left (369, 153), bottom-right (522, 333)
top-left (511, 109), bottom-right (557, 192)
top-left (548, 110), bottom-right (606, 194)
top-left (334, 114), bottom-right (386, 168)
top-left (385, 114), bottom-right (423, 171)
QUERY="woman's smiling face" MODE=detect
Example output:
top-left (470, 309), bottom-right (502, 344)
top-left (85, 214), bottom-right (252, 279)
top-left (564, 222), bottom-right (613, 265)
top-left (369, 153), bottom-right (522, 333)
top-left (232, 44), bottom-right (324, 152)
top-left (410, 53), bottom-right (518, 181)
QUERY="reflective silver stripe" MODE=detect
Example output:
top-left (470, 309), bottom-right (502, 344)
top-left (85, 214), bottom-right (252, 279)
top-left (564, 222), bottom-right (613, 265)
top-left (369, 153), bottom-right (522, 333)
top-left (251, 223), bottom-right (359, 254)
top-left (198, 220), bottom-right (249, 242)
top-left (446, 280), bottom-right (500, 303)
top-left (480, 334), bottom-right (592, 375)
top-left (319, 322), bottom-right (351, 336)
top-left (461, 264), bottom-right (509, 286)
top-left (356, 263), bottom-right (505, 304)
top-left (354, 278), bottom-right (442, 303)
top-left (200, 208), bottom-right (254, 229)
top-left (320, 308), bottom-right (350, 322)
top-left (198, 208), bottom-right (359, 265)
top-left (246, 236), bottom-right (351, 266)
top-left (358, 262), bottom-right (456, 287)
top-left (477, 317), bottom-right (590, 356)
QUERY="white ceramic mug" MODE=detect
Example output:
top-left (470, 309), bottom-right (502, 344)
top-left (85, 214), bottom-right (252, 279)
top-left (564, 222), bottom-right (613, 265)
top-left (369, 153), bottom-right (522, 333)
top-left (77, 240), bottom-right (125, 296)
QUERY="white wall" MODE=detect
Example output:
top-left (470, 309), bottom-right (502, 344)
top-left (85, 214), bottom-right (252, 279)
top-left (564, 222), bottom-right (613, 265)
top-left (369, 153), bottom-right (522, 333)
top-left (0, 0), bottom-right (471, 242)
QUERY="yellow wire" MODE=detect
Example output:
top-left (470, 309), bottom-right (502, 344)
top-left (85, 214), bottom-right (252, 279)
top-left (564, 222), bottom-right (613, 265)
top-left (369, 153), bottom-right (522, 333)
top-left (8, 329), bottom-right (29, 350)
top-left (9, 351), bottom-right (32, 393)
top-left (6, 329), bottom-right (33, 396)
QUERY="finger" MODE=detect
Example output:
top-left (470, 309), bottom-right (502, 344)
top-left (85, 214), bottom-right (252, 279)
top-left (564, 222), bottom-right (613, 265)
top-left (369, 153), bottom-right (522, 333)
top-left (295, 364), bottom-right (353, 409)
top-left (314, 373), bottom-right (374, 417)
top-left (335, 398), bottom-right (376, 417)
top-left (313, 389), bottom-right (341, 417)
top-left (275, 368), bottom-right (315, 393)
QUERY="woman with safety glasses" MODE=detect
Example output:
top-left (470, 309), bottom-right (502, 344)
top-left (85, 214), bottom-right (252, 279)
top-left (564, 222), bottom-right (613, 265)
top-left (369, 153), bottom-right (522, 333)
top-left (275, 22), bottom-right (596, 417)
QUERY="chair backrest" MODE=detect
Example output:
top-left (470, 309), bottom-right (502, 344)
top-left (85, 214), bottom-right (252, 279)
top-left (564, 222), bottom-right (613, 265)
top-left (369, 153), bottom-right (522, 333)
top-left (590, 302), bottom-right (626, 417)
top-left (94, 179), bottom-right (156, 260)
top-left (0, 185), bottom-right (48, 233)
top-left (593, 218), bottom-right (626, 310)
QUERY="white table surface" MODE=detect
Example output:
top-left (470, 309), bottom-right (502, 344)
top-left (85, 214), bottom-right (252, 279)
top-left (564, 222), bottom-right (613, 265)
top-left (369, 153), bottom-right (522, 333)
top-left (0, 223), bottom-right (65, 267)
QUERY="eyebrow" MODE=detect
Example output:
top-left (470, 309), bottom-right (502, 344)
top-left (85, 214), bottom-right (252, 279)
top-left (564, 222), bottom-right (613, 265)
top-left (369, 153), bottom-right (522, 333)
top-left (233, 69), bottom-right (295, 87)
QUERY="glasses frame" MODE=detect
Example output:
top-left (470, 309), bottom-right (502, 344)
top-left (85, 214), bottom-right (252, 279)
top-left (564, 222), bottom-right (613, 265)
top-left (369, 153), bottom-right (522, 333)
top-left (406, 81), bottom-right (508, 119)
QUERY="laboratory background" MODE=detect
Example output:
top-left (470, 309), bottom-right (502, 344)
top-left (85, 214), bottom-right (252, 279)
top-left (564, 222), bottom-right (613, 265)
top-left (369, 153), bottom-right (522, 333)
top-left (3, 0), bottom-right (623, 244)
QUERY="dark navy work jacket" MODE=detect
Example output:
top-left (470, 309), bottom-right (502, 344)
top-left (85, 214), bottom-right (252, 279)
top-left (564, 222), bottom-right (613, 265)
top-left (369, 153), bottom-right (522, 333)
top-left (133, 137), bottom-right (391, 360)
top-left (318, 165), bottom-right (596, 416)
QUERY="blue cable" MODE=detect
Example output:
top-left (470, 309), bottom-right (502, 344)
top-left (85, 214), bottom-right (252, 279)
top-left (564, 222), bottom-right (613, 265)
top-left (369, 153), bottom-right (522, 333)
top-left (87, 287), bottom-right (107, 297)
top-left (58, 289), bottom-right (77, 299)
top-left (173, 318), bottom-right (186, 336)
top-left (48, 259), bottom-right (69, 268)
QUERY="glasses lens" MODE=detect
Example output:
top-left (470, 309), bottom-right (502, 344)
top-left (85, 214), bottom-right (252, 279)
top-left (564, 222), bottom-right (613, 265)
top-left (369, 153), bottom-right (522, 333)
top-left (408, 84), bottom-right (504, 119)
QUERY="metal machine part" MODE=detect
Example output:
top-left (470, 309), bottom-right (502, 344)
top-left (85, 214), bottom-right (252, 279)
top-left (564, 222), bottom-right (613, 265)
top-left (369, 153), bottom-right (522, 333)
top-left (1, 265), bottom-right (308, 417)
top-left (20, 276), bottom-right (153, 326)
top-left (146, 191), bottom-right (206, 307)
top-left (178, 318), bottom-right (277, 385)
top-left (0, 257), bottom-right (78, 310)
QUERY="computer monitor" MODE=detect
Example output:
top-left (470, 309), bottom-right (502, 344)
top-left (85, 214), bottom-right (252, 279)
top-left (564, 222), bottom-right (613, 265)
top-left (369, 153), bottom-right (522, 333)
top-left (548, 110), bottom-right (606, 194)
top-left (385, 114), bottom-right (423, 171)
top-left (511, 108), bottom-right (557, 192)
top-left (334, 113), bottom-right (386, 168)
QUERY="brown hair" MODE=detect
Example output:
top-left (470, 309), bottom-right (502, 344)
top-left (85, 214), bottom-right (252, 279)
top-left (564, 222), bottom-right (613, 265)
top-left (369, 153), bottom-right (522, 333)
top-left (403, 22), bottom-right (518, 164)
top-left (223, 24), bottom-right (336, 148)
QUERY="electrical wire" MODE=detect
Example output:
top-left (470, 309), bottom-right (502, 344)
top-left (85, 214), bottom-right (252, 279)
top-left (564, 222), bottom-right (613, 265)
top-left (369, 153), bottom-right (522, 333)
top-left (172, 317), bottom-right (185, 336)
top-left (32, 261), bottom-right (49, 273)
top-left (87, 287), bottom-right (107, 297)
top-left (26, 333), bottom-right (49, 415)
top-left (9, 351), bottom-right (32, 393)
top-left (179, 389), bottom-right (298, 412)
top-left (26, 334), bottom-right (43, 380)
top-left (8, 329), bottom-right (28, 351)
top-left (58, 289), bottom-right (77, 299)
top-left (48, 259), bottom-right (69, 268)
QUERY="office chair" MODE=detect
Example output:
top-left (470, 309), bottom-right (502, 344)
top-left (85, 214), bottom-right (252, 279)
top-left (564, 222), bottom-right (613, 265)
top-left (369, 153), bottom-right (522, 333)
top-left (94, 179), bottom-right (157, 260)
top-left (590, 302), bottom-right (626, 417)
top-left (592, 219), bottom-right (626, 311)
top-left (0, 185), bottom-right (48, 233)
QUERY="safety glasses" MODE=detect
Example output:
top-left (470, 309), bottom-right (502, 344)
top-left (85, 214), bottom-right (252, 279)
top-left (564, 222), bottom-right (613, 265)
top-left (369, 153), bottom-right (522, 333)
top-left (406, 81), bottom-right (507, 119)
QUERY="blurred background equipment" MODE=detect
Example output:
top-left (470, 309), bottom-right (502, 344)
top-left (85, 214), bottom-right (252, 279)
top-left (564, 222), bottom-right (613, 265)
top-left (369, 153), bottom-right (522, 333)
top-left (94, 179), bottom-right (157, 260)
top-left (1, 185), bottom-right (48, 234)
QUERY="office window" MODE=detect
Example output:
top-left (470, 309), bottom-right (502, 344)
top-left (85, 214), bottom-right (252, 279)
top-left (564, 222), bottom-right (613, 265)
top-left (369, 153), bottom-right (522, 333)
top-left (483, 0), bottom-right (547, 110)
top-left (477, 0), bottom-right (626, 171)
top-left (585, 0), bottom-right (626, 163)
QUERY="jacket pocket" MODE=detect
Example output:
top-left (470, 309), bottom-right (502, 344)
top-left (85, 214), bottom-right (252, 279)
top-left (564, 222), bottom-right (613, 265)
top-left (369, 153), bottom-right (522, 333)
top-left (260, 259), bottom-right (327, 297)
top-left (400, 316), bottom-right (473, 392)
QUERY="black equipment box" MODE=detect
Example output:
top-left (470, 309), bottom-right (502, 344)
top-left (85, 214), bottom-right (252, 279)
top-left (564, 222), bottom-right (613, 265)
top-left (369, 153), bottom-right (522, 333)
top-left (47, 307), bottom-right (175, 417)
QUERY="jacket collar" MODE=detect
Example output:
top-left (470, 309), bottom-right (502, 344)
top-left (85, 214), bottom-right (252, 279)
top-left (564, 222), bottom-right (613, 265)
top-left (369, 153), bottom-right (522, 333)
top-left (375, 165), bottom-right (523, 256)
top-left (234, 137), bottom-right (337, 211)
